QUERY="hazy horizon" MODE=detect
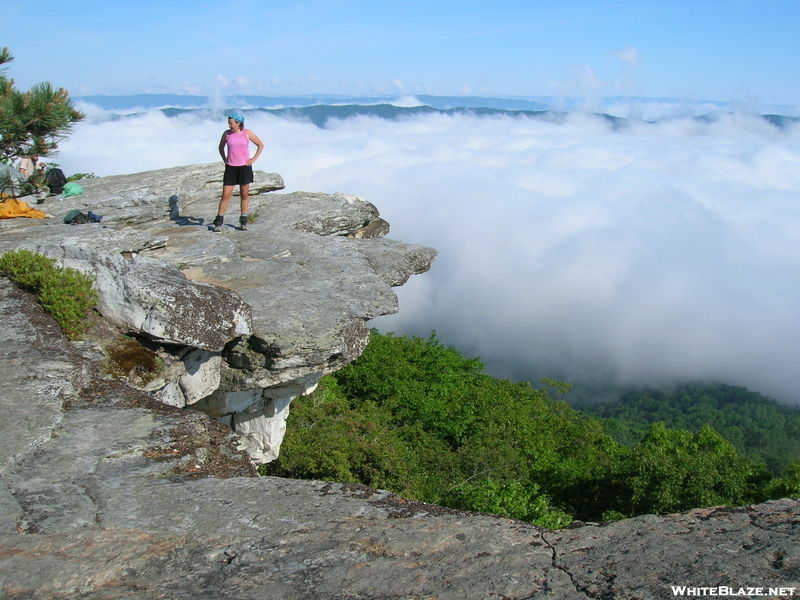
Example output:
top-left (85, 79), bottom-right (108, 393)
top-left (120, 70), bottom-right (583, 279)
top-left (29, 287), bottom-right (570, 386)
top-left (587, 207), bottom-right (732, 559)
top-left (69, 92), bottom-right (796, 121)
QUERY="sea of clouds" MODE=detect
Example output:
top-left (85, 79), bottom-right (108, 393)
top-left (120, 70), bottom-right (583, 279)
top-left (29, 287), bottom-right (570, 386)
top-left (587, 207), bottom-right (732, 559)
top-left (59, 104), bottom-right (800, 403)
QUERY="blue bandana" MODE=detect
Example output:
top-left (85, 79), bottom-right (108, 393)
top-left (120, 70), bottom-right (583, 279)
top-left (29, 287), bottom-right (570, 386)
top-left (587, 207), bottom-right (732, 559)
top-left (229, 112), bottom-right (244, 124)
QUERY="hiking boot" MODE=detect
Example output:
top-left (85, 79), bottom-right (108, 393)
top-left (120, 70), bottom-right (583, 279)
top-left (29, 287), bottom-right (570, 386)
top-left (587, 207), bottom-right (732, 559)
top-left (239, 215), bottom-right (248, 231)
top-left (211, 215), bottom-right (224, 232)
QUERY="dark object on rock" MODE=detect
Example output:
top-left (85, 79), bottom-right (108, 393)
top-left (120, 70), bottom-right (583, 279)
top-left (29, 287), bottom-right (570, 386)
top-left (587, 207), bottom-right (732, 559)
top-left (46, 168), bottom-right (68, 195)
top-left (63, 209), bottom-right (90, 224)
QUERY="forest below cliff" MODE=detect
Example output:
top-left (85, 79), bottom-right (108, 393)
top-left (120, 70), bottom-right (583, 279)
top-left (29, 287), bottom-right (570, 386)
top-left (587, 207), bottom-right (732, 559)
top-left (263, 331), bottom-right (800, 528)
top-left (575, 384), bottom-right (800, 477)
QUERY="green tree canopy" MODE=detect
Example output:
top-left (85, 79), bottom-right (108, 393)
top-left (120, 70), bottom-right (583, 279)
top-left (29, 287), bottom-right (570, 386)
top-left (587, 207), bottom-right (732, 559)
top-left (0, 47), bottom-right (84, 163)
top-left (579, 384), bottom-right (800, 476)
top-left (609, 423), bottom-right (771, 516)
top-left (265, 331), bottom-right (779, 526)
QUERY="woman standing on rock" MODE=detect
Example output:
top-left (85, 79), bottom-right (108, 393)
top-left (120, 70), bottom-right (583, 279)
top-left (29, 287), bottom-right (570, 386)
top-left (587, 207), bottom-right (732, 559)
top-left (212, 112), bottom-right (264, 231)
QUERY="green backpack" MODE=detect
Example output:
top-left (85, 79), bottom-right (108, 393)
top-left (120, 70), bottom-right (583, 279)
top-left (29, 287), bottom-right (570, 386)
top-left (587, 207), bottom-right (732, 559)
top-left (63, 209), bottom-right (90, 224)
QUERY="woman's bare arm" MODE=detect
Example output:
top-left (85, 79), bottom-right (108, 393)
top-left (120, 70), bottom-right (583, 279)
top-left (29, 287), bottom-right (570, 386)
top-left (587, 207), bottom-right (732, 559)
top-left (246, 130), bottom-right (265, 165)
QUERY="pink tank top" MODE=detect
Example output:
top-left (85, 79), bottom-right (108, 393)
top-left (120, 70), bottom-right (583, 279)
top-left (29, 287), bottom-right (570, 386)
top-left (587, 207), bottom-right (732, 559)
top-left (225, 129), bottom-right (250, 166)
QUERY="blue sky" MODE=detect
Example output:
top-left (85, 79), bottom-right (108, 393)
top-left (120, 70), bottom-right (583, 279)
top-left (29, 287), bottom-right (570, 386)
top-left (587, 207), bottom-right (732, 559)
top-left (5, 0), bottom-right (799, 105)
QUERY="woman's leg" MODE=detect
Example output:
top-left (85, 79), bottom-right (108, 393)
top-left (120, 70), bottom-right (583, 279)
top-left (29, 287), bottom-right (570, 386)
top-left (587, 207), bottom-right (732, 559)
top-left (239, 184), bottom-right (250, 230)
top-left (212, 185), bottom-right (235, 230)
top-left (217, 185), bottom-right (235, 216)
top-left (239, 184), bottom-right (250, 215)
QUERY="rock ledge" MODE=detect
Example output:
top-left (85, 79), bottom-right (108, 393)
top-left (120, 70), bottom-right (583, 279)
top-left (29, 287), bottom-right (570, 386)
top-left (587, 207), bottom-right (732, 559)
top-left (0, 163), bottom-right (436, 462)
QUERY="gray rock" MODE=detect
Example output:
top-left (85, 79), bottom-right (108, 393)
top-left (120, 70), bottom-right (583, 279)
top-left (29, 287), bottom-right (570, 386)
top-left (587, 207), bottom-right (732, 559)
top-left (1, 224), bottom-right (800, 600)
top-left (0, 163), bottom-right (437, 462)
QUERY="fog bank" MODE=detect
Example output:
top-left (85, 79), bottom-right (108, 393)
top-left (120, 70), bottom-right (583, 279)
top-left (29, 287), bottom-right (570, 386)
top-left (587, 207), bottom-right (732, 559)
top-left (58, 107), bottom-right (800, 402)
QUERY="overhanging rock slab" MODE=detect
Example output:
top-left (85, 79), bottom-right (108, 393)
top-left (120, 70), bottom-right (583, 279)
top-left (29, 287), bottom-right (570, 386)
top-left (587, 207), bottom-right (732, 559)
top-left (0, 163), bottom-right (437, 462)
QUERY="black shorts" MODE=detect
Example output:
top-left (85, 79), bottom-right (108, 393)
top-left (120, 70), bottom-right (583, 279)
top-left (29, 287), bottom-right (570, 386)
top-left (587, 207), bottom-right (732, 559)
top-left (223, 164), bottom-right (254, 186)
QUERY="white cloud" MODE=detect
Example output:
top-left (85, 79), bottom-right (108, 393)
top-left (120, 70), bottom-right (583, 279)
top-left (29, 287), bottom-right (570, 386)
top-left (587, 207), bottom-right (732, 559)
top-left (612, 45), bottom-right (640, 67)
top-left (554, 65), bottom-right (608, 104)
top-left (59, 106), bottom-right (800, 403)
top-left (391, 96), bottom-right (425, 108)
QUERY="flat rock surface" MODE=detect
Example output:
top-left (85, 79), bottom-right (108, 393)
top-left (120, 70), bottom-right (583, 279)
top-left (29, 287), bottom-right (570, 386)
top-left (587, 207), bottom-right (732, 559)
top-left (1, 282), bottom-right (800, 600)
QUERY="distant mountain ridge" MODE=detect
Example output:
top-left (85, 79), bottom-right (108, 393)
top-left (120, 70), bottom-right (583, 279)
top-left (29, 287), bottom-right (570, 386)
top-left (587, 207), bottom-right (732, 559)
top-left (75, 92), bottom-right (737, 114)
top-left (74, 93), bottom-right (552, 111)
top-left (73, 93), bottom-right (799, 129)
top-left (160, 104), bottom-right (567, 128)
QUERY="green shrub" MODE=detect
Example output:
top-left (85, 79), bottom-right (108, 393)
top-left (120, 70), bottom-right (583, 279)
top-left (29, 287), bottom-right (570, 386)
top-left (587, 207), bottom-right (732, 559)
top-left (261, 377), bottom-right (427, 497)
top-left (0, 249), bottom-right (97, 338)
top-left (766, 459), bottom-right (800, 499)
top-left (67, 172), bottom-right (97, 181)
top-left (440, 478), bottom-right (572, 527)
top-left (606, 423), bottom-right (771, 516)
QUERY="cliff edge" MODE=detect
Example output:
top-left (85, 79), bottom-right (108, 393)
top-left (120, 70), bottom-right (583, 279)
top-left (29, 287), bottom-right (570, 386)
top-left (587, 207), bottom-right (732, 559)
top-left (0, 166), bottom-right (798, 599)
top-left (0, 163), bottom-right (436, 463)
